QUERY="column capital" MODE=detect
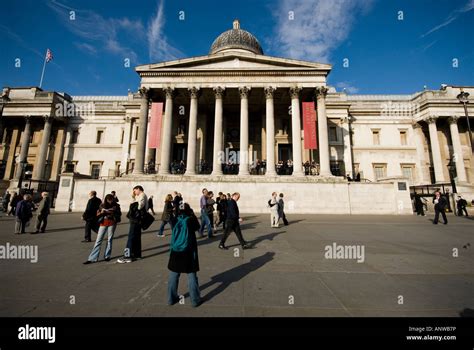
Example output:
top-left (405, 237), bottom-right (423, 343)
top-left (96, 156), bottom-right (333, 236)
top-left (412, 121), bottom-right (422, 129)
top-left (213, 86), bottom-right (225, 99)
top-left (340, 116), bottom-right (353, 124)
top-left (289, 86), bottom-right (301, 99)
top-left (43, 114), bottom-right (54, 123)
top-left (24, 115), bottom-right (32, 123)
top-left (264, 86), bottom-right (276, 99)
top-left (188, 86), bottom-right (200, 99)
top-left (163, 87), bottom-right (175, 99)
top-left (448, 115), bottom-right (460, 125)
top-left (239, 86), bottom-right (251, 99)
top-left (315, 86), bottom-right (329, 98)
top-left (138, 87), bottom-right (149, 98)
top-left (425, 115), bottom-right (438, 124)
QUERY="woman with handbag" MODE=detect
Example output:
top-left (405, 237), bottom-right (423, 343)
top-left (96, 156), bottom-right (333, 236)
top-left (83, 194), bottom-right (118, 264)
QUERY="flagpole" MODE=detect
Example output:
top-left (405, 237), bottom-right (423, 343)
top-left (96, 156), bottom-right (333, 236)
top-left (39, 50), bottom-right (47, 88)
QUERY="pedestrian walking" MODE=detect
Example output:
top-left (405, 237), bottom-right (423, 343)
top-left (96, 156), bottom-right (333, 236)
top-left (414, 194), bottom-right (425, 216)
top-left (8, 192), bottom-right (20, 216)
top-left (433, 191), bottom-right (448, 225)
top-left (81, 191), bottom-right (102, 242)
top-left (158, 194), bottom-right (174, 237)
top-left (167, 203), bottom-right (201, 307)
top-left (198, 188), bottom-right (213, 238)
top-left (278, 193), bottom-right (289, 225)
top-left (219, 193), bottom-right (251, 250)
top-left (84, 194), bottom-right (120, 264)
top-left (2, 191), bottom-right (11, 212)
top-left (33, 192), bottom-right (50, 233)
top-left (457, 196), bottom-right (469, 217)
top-left (268, 192), bottom-right (280, 228)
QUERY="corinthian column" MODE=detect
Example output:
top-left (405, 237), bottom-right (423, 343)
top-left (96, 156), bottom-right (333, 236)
top-left (448, 116), bottom-right (467, 183)
top-left (265, 87), bottom-right (276, 176)
top-left (316, 86), bottom-right (331, 176)
top-left (159, 87), bottom-right (174, 175)
top-left (426, 115), bottom-right (445, 183)
top-left (15, 116), bottom-right (32, 179)
top-left (211, 87), bottom-right (225, 176)
top-left (133, 87), bottom-right (150, 175)
top-left (239, 86), bottom-right (250, 176)
top-left (186, 87), bottom-right (200, 175)
top-left (34, 115), bottom-right (53, 180)
top-left (290, 87), bottom-right (304, 176)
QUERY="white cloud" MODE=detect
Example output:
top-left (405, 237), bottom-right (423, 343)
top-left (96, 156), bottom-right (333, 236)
top-left (47, 0), bottom-right (142, 63)
top-left (147, 1), bottom-right (184, 61)
top-left (335, 82), bottom-right (359, 94)
top-left (271, 0), bottom-right (374, 62)
top-left (74, 42), bottom-right (97, 56)
top-left (421, 0), bottom-right (474, 38)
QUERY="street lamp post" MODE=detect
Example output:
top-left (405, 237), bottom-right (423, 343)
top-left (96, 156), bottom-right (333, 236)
top-left (17, 161), bottom-right (27, 192)
top-left (457, 89), bottom-right (473, 153)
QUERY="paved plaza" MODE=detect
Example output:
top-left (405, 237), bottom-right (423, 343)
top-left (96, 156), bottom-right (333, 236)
top-left (0, 211), bottom-right (473, 317)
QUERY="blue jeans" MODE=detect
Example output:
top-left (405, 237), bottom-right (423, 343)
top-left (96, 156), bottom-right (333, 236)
top-left (88, 225), bottom-right (115, 261)
top-left (199, 209), bottom-right (212, 236)
top-left (158, 220), bottom-right (173, 236)
top-left (167, 271), bottom-right (201, 307)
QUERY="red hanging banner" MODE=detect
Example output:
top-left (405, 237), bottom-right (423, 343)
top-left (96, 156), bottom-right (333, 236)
top-left (303, 102), bottom-right (317, 150)
top-left (148, 102), bottom-right (163, 149)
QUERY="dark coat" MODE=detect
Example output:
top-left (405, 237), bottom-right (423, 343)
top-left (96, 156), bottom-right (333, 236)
top-left (226, 199), bottom-right (240, 220)
top-left (16, 200), bottom-right (33, 221)
top-left (433, 196), bottom-right (448, 211)
top-left (83, 196), bottom-right (102, 221)
top-left (278, 198), bottom-right (284, 216)
top-left (167, 213), bottom-right (200, 274)
top-left (161, 201), bottom-right (173, 221)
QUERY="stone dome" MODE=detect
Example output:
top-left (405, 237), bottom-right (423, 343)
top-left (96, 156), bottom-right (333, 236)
top-left (209, 20), bottom-right (263, 55)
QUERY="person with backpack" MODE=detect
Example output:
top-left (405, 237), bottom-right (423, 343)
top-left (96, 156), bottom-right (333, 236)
top-left (158, 194), bottom-right (174, 237)
top-left (14, 194), bottom-right (34, 234)
top-left (84, 194), bottom-right (120, 264)
top-left (168, 202), bottom-right (201, 307)
top-left (268, 192), bottom-right (280, 228)
top-left (117, 185), bottom-right (148, 263)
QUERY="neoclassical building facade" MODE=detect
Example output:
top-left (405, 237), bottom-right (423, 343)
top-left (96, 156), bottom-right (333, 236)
top-left (0, 20), bottom-right (473, 209)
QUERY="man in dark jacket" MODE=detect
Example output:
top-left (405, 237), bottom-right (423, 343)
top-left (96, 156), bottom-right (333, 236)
top-left (14, 194), bottom-right (33, 234)
top-left (433, 191), bottom-right (448, 225)
top-left (34, 192), bottom-right (50, 233)
top-left (219, 193), bottom-right (251, 250)
top-left (167, 203), bottom-right (201, 307)
top-left (82, 191), bottom-right (102, 242)
top-left (2, 191), bottom-right (11, 212)
top-left (278, 193), bottom-right (289, 226)
top-left (456, 196), bottom-right (469, 217)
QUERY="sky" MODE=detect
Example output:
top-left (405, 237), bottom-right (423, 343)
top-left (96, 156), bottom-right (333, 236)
top-left (1, 0), bottom-right (473, 95)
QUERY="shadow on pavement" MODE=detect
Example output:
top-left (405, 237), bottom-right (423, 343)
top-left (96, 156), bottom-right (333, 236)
top-left (199, 252), bottom-right (275, 302)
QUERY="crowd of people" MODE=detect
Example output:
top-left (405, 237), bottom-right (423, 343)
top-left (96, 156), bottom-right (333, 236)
top-left (1, 190), bottom-right (51, 234)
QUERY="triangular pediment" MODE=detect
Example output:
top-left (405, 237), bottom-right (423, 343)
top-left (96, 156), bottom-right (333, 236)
top-left (136, 51), bottom-right (331, 73)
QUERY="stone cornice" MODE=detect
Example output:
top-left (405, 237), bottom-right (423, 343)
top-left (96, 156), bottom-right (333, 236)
top-left (139, 71), bottom-right (328, 77)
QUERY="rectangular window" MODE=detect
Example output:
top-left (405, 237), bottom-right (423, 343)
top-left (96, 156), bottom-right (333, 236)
top-left (329, 127), bottom-right (337, 142)
top-left (120, 129), bottom-right (124, 144)
top-left (65, 162), bottom-right (76, 173)
top-left (96, 130), bottom-right (104, 144)
top-left (90, 163), bottom-right (101, 179)
top-left (400, 130), bottom-right (407, 146)
top-left (372, 130), bottom-right (380, 145)
top-left (135, 126), bottom-right (139, 141)
top-left (401, 164), bottom-right (415, 182)
top-left (115, 161), bottom-right (121, 176)
top-left (71, 130), bottom-right (79, 144)
top-left (373, 163), bottom-right (387, 180)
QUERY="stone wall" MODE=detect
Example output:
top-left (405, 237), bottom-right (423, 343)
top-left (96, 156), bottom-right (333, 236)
top-left (55, 175), bottom-right (413, 215)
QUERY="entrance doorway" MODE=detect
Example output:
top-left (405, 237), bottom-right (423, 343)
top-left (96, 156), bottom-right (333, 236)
top-left (278, 144), bottom-right (292, 162)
